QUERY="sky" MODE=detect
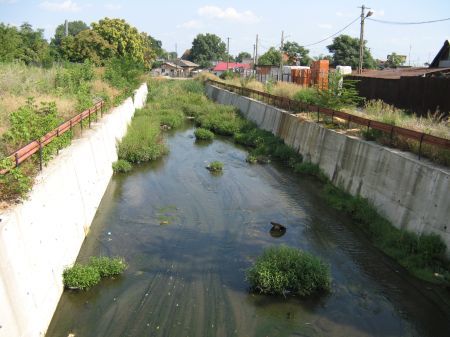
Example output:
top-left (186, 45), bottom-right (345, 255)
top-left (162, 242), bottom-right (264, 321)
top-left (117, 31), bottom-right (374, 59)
top-left (1, 0), bottom-right (449, 66)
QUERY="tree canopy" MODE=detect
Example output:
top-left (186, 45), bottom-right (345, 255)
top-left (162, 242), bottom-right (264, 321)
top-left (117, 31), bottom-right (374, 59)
top-left (282, 41), bottom-right (311, 65)
top-left (0, 23), bottom-right (51, 66)
top-left (52, 20), bottom-right (89, 47)
top-left (258, 47), bottom-right (281, 66)
top-left (189, 33), bottom-right (226, 68)
top-left (385, 52), bottom-right (406, 68)
top-left (236, 52), bottom-right (251, 63)
top-left (326, 34), bottom-right (376, 69)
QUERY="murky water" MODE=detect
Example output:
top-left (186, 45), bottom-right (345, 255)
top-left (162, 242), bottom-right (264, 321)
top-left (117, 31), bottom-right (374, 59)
top-left (47, 125), bottom-right (450, 337)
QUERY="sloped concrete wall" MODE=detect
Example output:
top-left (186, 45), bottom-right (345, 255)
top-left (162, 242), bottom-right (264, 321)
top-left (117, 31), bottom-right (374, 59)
top-left (0, 83), bottom-right (148, 337)
top-left (205, 84), bottom-right (450, 251)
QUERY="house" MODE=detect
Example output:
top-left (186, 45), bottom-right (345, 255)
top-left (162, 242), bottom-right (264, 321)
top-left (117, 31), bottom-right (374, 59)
top-left (430, 40), bottom-right (450, 68)
top-left (212, 62), bottom-right (252, 76)
top-left (160, 62), bottom-right (183, 77)
top-left (175, 59), bottom-right (200, 76)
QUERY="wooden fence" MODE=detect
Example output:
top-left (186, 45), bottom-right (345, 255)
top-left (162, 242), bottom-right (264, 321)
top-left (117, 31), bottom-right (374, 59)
top-left (1, 100), bottom-right (104, 174)
top-left (347, 75), bottom-right (450, 118)
top-left (208, 80), bottom-right (450, 159)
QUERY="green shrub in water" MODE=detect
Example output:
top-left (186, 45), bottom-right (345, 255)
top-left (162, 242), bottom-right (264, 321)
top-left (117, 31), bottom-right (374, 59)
top-left (246, 246), bottom-right (331, 296)
top-left (112, 159), bottom-right (132, 173)
top-left (207, 161), bottom-right (223, 172)
top-left (89, 256), bottom-right (127, 277)
top-left (194, 128), bottom-right (214, 140)
top-left (63, 264), bottom-right (101, 290)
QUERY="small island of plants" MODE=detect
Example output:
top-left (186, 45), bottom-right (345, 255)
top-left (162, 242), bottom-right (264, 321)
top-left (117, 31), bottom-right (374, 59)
top-left (194, 128), bottom-right (214, 141)
top-left (246, 246), bottom-right (331, 297)
top-left (206, 161), bottom-right (223, 172)
top-left (63, 256), bottom-right (127, 290)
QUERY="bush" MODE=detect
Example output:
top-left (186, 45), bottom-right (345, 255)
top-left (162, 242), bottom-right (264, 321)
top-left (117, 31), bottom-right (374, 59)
top-left (293, 162), bottom-right (328, 182)
top-left (194, 128), bottom-right (214, 140)
top-left (89, 256), bottom-right (127, 277)
top-left (104, 57), bottom-right (144, 94)
top-left (246, 246), bottom-right (331, 296)
top-left (112, 159), bottom-right (132, 173)
top-left (293, 88), bottom-right (320, 106)
top-left (63, 264), bottom-right (101, 290)
top-left (207, 161), bottom-right (223, 172)
top-left (0, 161), bottom-right (32, 201)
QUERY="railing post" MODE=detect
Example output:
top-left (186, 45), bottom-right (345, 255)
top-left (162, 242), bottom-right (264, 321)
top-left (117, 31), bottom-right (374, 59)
top-left (390, 126), bottom-right (394, 145)
top-left (15, 153), bottom-right (19, 168)
top-left (56, 128), bottom-right (60, 155)
top-left (80, 114), bottom-right (83, 135)
top-left (317, 107), bottom-right (320, 123)
top-left (70, 120), bottom-right (73, 133)
top-left (418, 133), bottom-right (425, 160)
top-left (38, 140), bottom-right (43, 171)
top-left (88, 108), bottom-right (91, 128)
top-left (100, 101), bottom-right (103, 118)
top-left (347, 115), bottom-right (351, 129)
top-left (331, 111), bottom-right (334, 124)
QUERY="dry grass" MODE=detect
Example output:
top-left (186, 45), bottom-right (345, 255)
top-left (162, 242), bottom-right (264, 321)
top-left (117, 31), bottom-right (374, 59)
top-left (194, 72), bottom-right (221, 83)
top-left (270, 82), bottom-right (304, 98)
top-left (91, 79), bottom-right (120, 101)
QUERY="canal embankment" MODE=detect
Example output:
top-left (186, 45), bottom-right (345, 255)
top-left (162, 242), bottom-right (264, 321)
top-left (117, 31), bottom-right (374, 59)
top-left (205, 83), bottom-right (450, 253)
top-left (0, 83), bottom-right (147, 337)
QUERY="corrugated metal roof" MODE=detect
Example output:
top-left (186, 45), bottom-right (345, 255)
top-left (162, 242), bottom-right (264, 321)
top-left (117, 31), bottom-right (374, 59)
top-left (213, 62), bottom-right (252, 71)
top-left (351, 67), bottom-right (450, 79)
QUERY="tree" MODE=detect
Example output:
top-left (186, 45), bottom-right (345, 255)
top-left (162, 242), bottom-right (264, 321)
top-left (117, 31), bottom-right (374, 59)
top-left (92, 18), bottom-right (145, 64)
top-left (236, 51), bottom-right (251, 63)
top-left (385, 52), bottom-right (406, 68)
top-left (52, 20), bottom-right (88, 47)
top-left (0, 24), bottom-right (22, 62)
top-left (258, 47), bottom-right (281, 66)
top-left (327, 34), bottom-right (376, 69)
top-left (190, 33), bottom-right (226, 68)
top-left (282, 41), bottom-right (311, 65)
top-left (18, 23), bottom-right (52, 66)
top-left (59, 30), bottom-right (114, 65)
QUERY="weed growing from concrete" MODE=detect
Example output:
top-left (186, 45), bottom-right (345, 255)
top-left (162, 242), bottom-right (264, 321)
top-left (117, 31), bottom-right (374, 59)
top-left (246, 245), bottom-right (331, 296)
top-left (112, 159), bottom-right (132, 173)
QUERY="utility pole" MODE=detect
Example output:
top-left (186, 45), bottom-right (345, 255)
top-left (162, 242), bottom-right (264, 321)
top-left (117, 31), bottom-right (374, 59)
top-left (64, 20), bottom-right (68, 37)
top-left (255, 34), bottom-right (259, 66)
top-left (253, 44), bottom-right (256, 64)
top-left (175, 43), bottom-right (178, 59)
top-left (227, 37), bottom-right (230, 70)
top-left (358, 5), bottom-right (372, 74)
top-left (279, 31), bottom-right (284, 81)
top-left (408, 44), bottom-right (412, 66)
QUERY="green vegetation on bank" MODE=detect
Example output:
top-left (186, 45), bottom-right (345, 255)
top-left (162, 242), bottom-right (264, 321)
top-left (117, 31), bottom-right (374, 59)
top-left (63, 256), bottom-right (126, 291)
top-left (207, 161), bottom-right (223, 172)
top-left (246, 246), bottom-right (331, 296)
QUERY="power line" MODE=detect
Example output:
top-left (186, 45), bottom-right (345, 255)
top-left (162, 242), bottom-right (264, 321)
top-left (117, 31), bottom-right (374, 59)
top-left (302, 16), bottom-right (360, 47)
top-left (367, 17), bottom-right (450, 25)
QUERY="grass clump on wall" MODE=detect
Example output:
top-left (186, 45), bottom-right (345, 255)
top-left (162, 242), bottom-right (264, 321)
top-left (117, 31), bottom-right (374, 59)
top-left (246, 246), bottom-right (331, 297)
top-left (112, 159), bottom-right (132, 173)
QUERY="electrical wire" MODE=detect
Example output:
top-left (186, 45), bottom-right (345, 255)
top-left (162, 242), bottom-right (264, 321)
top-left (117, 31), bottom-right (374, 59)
top-left (367, 17), bottom-right (450, 25)
top-left (302, 16), bottom-right (360, 47)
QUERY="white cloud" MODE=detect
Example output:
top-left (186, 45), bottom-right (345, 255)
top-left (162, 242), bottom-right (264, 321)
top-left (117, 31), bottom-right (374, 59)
top-left (39, 1), bottom-right (81, 12)
top-left (177, 20), bottom-right (203, 29)
top-left (105, 3), bottom-right (121, 11)
top-left (198, 6), bottom-right (260, 24)
top-left (318, 23), bottom-right (332, 29)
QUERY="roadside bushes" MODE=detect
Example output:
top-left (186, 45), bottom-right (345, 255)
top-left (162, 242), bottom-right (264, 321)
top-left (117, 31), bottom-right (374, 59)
top-left (246, 246), bottom-right (331, 297)
top-left (63, 256), bottom-right (126, 291)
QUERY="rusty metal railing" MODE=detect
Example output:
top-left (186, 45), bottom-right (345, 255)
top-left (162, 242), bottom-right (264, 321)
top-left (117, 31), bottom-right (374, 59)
top-left (207, 80), bottom-right (450, 159)
top-left (1, 100), bottom-right (105, 174)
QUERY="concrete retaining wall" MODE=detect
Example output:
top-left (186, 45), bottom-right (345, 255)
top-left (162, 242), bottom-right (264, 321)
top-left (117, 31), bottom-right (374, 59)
top-left (206, 84), bottom-right (450, 251)
top-left (0, 83), bottom-right (148, 337)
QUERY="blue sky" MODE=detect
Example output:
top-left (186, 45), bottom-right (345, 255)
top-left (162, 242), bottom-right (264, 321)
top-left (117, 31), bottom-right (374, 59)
top-left (1, 0), bottom-right (449, 65)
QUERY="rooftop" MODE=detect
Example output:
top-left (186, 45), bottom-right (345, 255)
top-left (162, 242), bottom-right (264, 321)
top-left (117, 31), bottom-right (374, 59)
top-left (213, 62), bottom-right (252, 71)
top-left (351, 67), bottom-right (450, 79)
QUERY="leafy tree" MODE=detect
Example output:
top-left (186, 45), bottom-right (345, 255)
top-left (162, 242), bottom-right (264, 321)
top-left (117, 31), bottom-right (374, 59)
top-left (385, 52), bottom-right (406, 68)
top-left (18, 23), bottom-right (52, 66)
top-left (59, 30), bottom-right (114, 65)
top-left (258, 47), bottom-right (281, 66)
top-left (236, 51), bottom-right (251, 63)
top-left (282, 41), bottom-right (311, 65)
top-left (0, 24), bottom-right (21, 62)
top-left (92, 18), bottom-right (145, 64)
top-left (52, 20), bottom-right (89, 47)
top-left (190, 33), bottom-right (226, 68)
top-left (313, 54), bottom-right (333, 62)
top-left (327, 34), bottom-right (376, 69)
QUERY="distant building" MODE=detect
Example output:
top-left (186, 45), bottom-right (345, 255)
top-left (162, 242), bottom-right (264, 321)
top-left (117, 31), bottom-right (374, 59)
top-left (212, 62), bottom-right (252, 76)
top-left (430, 40), bottom-right (450, 68)
top-left (155, 59), bottom-right (199, 77)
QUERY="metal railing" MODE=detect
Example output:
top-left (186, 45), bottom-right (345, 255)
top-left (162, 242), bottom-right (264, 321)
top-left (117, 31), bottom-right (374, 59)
top-left (1, 100), bottom-right (105, 174)
top-left (207, 80), bottom-right (450, 159)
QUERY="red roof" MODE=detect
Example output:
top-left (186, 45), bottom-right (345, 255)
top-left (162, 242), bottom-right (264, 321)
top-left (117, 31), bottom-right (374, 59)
top-left (213, 62), bottom-right (251, 71)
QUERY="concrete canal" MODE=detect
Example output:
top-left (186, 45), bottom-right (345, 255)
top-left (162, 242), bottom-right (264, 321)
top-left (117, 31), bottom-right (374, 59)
top-left (47, 124), bottom-right (450, 337)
